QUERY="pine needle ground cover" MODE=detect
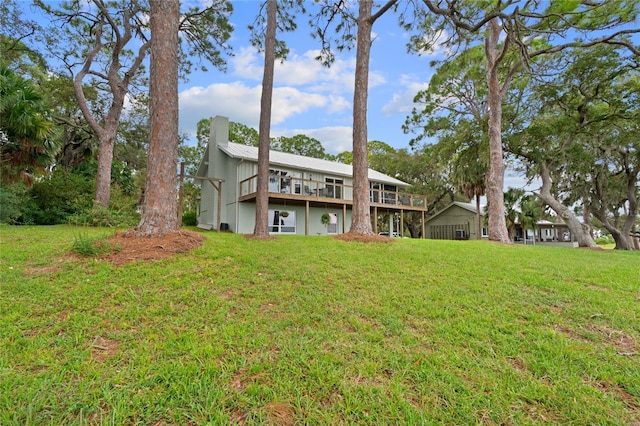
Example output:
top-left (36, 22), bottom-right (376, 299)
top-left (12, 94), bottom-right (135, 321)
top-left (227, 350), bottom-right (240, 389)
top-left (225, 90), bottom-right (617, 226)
top-left (1, 225), bottom-right (638, 425)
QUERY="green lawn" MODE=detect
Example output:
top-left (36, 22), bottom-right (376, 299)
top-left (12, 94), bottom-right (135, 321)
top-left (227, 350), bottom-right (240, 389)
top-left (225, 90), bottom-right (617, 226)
top-left (1, 225), bottom-right (639, 425)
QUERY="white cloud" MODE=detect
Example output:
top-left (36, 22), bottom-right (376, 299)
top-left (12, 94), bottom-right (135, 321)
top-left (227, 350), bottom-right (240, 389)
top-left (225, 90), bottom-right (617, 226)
top-left (179, 82), bottom-right (261, 135)
top-left (179, 43), bottom-right (389, 149)
top-left (381, 74), bottom-right (430, 115)
top-left (230, 47), bottom-right (264, 81)
top-left (326, 95), bottom-right (351, 114)
top-left (273, 126), bottom-right (353, 154)
top-left (179, 82), bottom-right (328, 137)
top-left (271, 87), bottom-right (327, 123)
top-left (231, 47), bottom-right (385, 93)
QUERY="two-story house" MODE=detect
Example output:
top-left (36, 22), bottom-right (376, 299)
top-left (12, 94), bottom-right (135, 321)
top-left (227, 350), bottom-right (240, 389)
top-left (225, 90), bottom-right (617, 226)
top-left (196, 116), bottom-right (429, 236)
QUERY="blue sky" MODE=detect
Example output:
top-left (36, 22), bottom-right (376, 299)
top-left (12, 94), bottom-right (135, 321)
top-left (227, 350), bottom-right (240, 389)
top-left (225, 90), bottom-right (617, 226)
top-left (178, 1), bottom-right (439, 155)
top-left (22, 0), bottom-right (638, 192)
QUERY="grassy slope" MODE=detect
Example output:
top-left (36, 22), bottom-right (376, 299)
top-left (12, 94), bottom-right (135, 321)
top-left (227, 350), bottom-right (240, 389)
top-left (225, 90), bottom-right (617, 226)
top-left (1, 225), bottom-right (639, 425)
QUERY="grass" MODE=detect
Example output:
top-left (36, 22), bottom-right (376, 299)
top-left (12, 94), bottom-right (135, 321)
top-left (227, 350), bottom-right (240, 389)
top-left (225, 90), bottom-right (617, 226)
top-left (1, 225), bottom-right (639, 425)
top-left (71, 232), bottom-right (121, 257)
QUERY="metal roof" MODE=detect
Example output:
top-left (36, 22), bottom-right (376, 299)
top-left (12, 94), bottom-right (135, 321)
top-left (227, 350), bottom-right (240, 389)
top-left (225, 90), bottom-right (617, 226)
top-left (426, 201), bottom-right (486, 222)
top-left (219, 142), bottom-right (409, 187)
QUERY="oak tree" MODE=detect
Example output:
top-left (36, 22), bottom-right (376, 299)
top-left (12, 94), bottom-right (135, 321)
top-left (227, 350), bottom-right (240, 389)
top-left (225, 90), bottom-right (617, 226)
top-left (33, 0), bottom-right (233, 208)
top-left (420, 0), bottom-right (639, 243)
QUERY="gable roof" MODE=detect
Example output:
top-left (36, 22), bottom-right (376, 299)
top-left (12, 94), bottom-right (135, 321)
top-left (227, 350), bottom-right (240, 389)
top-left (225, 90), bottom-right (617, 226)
top-left (219, 141), bottom-right (409, 187)
top-left (428, 201), bottom-right (572, 227)
top-left (427, 201), bottom-right (486, 222)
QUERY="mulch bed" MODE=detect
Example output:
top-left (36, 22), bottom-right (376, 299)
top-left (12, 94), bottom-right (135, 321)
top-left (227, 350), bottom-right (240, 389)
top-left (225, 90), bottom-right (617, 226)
top-left (98, 230), bottom-right (206, 266)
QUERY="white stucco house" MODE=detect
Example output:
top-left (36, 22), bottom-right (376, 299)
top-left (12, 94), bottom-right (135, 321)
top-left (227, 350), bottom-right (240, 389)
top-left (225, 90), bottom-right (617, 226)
top-left (196, 116), bottom-right (429, 236)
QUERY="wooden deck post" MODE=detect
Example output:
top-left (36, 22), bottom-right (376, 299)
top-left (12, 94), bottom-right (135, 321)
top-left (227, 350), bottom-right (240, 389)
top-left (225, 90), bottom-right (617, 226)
top-left (373, 206), bottom-right (378, 234)
top-left (216, 181), bottom-right (222, 231)
top-left (343, 204), bottom-right (347, 233)
top-left (305, 201), bottom-right (310, 235)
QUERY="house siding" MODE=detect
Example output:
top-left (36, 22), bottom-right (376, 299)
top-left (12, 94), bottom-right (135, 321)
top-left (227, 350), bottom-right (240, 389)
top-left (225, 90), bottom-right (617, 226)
top-left (234, 203), bottom-right (352, 235)
top-left (197, 115), bottom-right (421, 236)
top-left (425, 205), bottom-right (480, 240)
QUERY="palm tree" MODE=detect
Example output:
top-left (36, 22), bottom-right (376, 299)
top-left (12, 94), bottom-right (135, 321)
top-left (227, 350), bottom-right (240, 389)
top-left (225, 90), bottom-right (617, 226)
top-left (503, 188), bottom-right (524, 242)
top-left (518, 194), bottom-right (543, 242)
top-left (450, 142), bottom-right (487, 240)
top-left (0, 64), bottom-right (56, 185)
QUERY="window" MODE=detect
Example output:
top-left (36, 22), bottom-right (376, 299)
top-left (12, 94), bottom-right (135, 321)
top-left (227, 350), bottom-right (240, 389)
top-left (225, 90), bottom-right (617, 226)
top-left (325, 178), bottom-right (343, 199)
top-left (268, 210), bottom-right (296, 233)
top-left (269, 169), bottom-right (291, 193)
top-left (291, 172), bottom-right (302, 194)
top-left (381, 184), bottom-right (397, 204)
top-left (482, 227), bottom-right (488, 237)
top-left (370, 182), bottom-right (380, 202)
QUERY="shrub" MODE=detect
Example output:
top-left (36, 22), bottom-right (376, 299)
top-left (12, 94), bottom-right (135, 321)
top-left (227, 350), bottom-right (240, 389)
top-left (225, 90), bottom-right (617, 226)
top-left (68, 187), bottom-right (140, 228)
top-left (182, 210), bottom-right (198, 226)
top-left (68, 206), bottom-right (139, 228)
top-left (30, 163), bottom-right (142, 227)
top-left (595, 236), bottom-right (614, 246)
top-left (0, 182), bottom-right (31, 224)
top-left (321, 212), bottom-right (331, 226)
top-left (67, 182), bottom-right (140, 228)
top-left (28, 168), bottom-right (94, 225)
top-left (71, 233), bottom-right (120, 256)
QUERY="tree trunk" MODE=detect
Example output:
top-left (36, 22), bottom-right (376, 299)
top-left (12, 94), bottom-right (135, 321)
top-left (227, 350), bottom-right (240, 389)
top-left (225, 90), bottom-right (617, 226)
top-left (136, 0), bottom-right (180, 236)
top-left (94, 135), bottom-right (114, 208)
top-left (593, 206), bottom-right (633, 251)
top-left (484, 19), bottom-right (510, 244)
top-left (71, 16), bottom-right (146, 209)
top-left (538, 163), bottom-right (596, 248)
top-left (349, 0), bottom-right (374, 235)
top-left (253, 0), bottom-right (277, 238)
top-left (621, 166), bottom-right (638, 250)
top-left (93, 112), bottom-right (122, 208)
top-left (610, 228), bottom-right (632, 250)
top-left (582, 196), bottom-right (594, 238)
top-left (591, 162), bottom-right (638, 250)
top-left (475, 192), bottom-right (482, 239)
top-left (632, 224), bottom-right (640, 251)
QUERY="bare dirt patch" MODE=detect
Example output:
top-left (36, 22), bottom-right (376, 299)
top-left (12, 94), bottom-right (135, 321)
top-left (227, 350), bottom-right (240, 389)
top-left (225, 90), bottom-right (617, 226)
top-left (23, 258), bottom-right (68, 278)
top-left (90, 336), bottom-right (121, 362)
top-left (591, 325), bottom-right (638, 354)
top-left (585, 379), bottom-right (640, 411)
top-left (263, 402), bottom-right (296, 426)
top-left (24, 265), bottom-right (62, 277)
top-left (97, 230), bottom-right (206, 266)
top-left (556, 324), bottom-right (638, 354)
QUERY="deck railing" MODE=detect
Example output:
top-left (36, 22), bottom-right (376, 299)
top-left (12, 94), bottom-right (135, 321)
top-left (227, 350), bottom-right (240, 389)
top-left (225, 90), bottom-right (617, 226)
top-left (239, 174), bottom-right (427, 209)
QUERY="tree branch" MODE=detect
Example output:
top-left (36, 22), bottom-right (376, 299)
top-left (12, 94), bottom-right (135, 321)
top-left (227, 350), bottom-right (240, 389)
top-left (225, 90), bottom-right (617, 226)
top-left (422, 0), bottom-right (514, 32)
top-left (370, 0), bottom-right (398, 24)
